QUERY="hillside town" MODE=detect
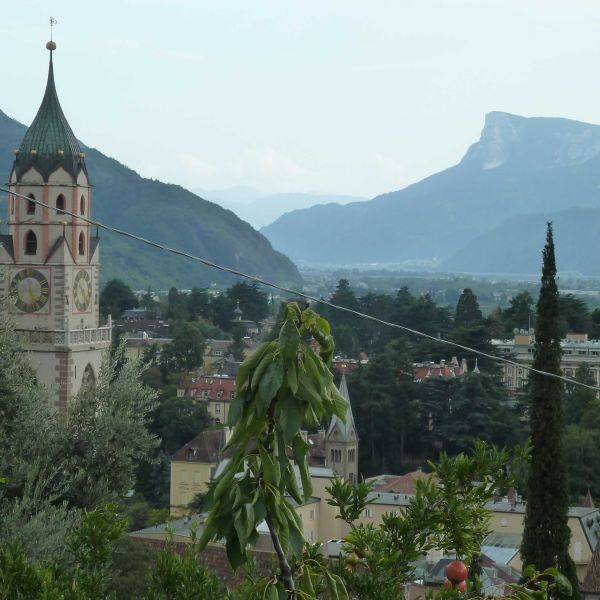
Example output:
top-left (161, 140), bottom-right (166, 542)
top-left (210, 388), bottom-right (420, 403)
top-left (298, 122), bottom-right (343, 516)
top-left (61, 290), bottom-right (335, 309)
top-left (4, 9), bottom-right (600, 600)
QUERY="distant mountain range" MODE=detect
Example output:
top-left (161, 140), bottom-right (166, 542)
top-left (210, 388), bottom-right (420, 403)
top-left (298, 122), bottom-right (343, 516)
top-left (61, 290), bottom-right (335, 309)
top-left (193, 187), bottom-right (366, 229)
top-left (0, 110), bottom-right (301, 289)
top-left (262, 112), bottom-right (600, 275)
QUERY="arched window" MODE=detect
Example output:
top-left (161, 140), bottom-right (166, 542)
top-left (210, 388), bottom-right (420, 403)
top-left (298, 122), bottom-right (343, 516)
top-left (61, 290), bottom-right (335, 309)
top-left (80, 195), bottom-right (85, 215)
top-left (78, 231), bottom-right (85, 255)
top-left (330, 449), bottom-right (335, 462)
top-left (27, 193), bottom-right (36, 215)
top-left (82, 364), bottom-right (96, 388)
top-left (56, 194), bottom-right (65, 214)
top-left (25, 230), bottom-right (37, 255)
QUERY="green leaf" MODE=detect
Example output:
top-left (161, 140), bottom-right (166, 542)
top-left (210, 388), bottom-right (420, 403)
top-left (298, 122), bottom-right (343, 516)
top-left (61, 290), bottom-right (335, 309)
top-left (285, 463), bottom-right (302, 505)
top-left (292, 434), bottom-right (313, 499)
top-left (255, 361), bottom-right (284, 418)
top-left (554, 573), bottom-right (573, 596)
top-left (251, 349), bottom-right (275, 391)
top-left (288, 518), bottom-right (304, 557)
top-left (227, 395), bottom-right (244, 427)
top-left (266, 584), bottom-right (278, 600)
top-left (279, 394), bottom-right (304, 443)
top-left (253, 489), bottom-right (267, 522)
top-left (234, 509), bottom-right (248, 547)
top-left (226, 532), bottom-right (245, 570)
top-left (325, 571), bottom-right (340, 600)
top-left (236, 341), bottom-right (271, 390)
top-left (286, 361), bottom-right (298, 395)
top-left (244, 503), bottom-right (255, 539)
top-left (258, 444), bottom-right (281, 487)
top-left (279, 317), bottom-right (301, 365)
top-left (330, 385), bottom-right (348, 421)
top-left (330, 573), bottom-right (348, 600)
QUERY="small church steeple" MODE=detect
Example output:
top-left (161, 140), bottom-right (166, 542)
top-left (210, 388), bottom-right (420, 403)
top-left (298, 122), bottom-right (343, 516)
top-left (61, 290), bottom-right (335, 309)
top-left (0, 35), bottom-right (109, 414)
top-left (325, 374), bottom-right (359, 483)
top-left (12, 40), bottom-right (87, 184)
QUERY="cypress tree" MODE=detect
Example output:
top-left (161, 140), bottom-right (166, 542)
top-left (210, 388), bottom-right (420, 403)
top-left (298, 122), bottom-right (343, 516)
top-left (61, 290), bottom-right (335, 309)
top-left (521, 223), bottom-right (579, 598)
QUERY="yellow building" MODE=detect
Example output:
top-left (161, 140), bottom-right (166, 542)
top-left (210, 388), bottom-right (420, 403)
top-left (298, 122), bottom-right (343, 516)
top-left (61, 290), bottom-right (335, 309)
top-left (170, 428), bottom-right (231, 516)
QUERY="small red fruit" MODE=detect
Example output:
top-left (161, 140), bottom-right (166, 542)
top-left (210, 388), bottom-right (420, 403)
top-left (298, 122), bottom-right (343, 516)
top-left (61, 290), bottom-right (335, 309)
top-left (443, 579), bottom-right (453, 590)
top-left (457, 580), bottom-right (467, 593)
top-left (445, 560), bottom-right (468, 584)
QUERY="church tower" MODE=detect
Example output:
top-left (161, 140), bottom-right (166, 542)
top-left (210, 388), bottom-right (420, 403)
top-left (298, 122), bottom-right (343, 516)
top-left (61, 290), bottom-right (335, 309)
top-left (325, 374), bottom-right (359, 483)
top-left (0, 40), bottom-right (110, 413)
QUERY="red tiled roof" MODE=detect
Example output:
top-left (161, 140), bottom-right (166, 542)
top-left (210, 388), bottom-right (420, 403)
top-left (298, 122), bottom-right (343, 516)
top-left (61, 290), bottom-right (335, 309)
top-left (372, 470), bottom-right (436, 495)
top-left (185, 376), bottom-right (236, 401)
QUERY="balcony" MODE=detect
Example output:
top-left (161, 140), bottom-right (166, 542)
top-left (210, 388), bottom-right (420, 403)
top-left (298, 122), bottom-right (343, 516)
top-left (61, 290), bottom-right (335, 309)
top-left (15, 325), bottom-right (112, 348)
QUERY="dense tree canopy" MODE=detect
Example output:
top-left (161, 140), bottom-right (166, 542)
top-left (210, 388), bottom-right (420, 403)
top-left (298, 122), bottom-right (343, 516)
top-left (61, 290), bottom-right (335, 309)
top-left (99, 278), bottom-right (138, 318)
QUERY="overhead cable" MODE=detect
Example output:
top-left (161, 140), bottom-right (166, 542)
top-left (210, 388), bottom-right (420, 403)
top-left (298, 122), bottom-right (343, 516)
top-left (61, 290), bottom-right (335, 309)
top-left (2, 186), bottom-right (599, 392)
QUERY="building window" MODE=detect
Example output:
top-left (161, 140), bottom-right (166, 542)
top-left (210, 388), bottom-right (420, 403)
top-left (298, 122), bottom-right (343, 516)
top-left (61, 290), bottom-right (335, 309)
top-left (78, 231), bottom-right (85, 255)
top-left (309, 530), bottom-right (315, 542)
top-left (181, 470), bottom-right (188, 483)
top-left (56, 194), bottom-right (65, 214)
top-left (364, 508), bottom-right (373, 518)
top-left (82, 364), bottom-right (96, 388)
top-left (330, 449), bottom-right (335, 462)
top-left (309, 509), bottom-right (315, 521)
top-left (348, 449), bottom-right (355, 463)
top-left (217, 389), bottom-right (224, 398)
top-left (25, 230), bottom-right (37, 255)
top-left (215, 403), bottom-right (221, 413)
top-left (27, 194), bottom-right (36, 214)
top-left (80, 194), bottom-right (85, 215)
top-left (230, 392), bottom-right (236, 400)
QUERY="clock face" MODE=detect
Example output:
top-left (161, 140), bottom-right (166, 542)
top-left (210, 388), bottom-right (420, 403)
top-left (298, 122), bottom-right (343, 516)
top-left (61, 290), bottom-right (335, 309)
top-left (73, 270), bottom-right (92, 312)
top-left (10, 269), bottom-right (50, 313)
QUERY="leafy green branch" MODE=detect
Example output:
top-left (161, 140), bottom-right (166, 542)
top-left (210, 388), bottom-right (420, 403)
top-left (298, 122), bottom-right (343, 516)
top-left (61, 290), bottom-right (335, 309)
top-left (199, 303), bottom-right (349, 599)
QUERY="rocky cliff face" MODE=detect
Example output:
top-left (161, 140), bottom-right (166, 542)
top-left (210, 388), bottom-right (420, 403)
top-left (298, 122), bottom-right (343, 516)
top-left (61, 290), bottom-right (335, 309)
top-left (461, 111), bottom-right (600, 170)
top-left (262, 112), bottom-right (600, 272)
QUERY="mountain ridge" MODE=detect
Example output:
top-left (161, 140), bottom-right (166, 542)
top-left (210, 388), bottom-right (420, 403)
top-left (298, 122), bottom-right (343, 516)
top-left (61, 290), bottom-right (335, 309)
top-left (262, 112), bottom-right (600, 271)
top-left (0, 110), bottom-right (302, 289)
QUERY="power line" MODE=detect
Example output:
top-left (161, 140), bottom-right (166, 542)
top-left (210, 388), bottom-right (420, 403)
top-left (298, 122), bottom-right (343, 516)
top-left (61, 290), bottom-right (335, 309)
top-left (2, 185), bottom-right (600, 393)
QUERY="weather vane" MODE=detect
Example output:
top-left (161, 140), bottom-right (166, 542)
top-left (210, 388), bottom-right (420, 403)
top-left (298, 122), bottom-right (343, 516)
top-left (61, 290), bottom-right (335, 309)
top-left (49, 16), bottom-right (57, 41)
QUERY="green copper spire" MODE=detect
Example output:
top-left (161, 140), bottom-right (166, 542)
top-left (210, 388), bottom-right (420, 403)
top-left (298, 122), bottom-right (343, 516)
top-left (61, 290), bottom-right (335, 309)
top-left (13, 43), bottom-right (88, 183)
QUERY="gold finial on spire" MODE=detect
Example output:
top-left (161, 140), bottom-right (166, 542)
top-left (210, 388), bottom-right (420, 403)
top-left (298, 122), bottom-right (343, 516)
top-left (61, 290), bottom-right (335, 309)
top-left (46, 16), bottom-right (57, 51)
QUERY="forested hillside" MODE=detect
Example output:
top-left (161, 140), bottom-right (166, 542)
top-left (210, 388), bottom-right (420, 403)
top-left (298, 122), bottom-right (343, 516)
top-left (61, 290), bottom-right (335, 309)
top-left (0, 109), bottom-right (302, 289)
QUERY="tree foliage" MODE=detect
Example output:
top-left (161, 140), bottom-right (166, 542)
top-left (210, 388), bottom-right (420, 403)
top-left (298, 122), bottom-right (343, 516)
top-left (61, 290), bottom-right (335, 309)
top-left (0, 318), bottom-right (158, 560)
top-left (99, 278), bottom-right (138, 319)
top-left (199, 303), bottom-right (348, 598)
top-left (521, 223), bottom-right (578, 599)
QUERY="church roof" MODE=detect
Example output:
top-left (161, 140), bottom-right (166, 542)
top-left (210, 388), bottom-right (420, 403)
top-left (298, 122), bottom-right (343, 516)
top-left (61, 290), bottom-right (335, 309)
top-left (13, 47), bottom-right (87, 183)
top-left (326, 374), bottom-right (357, 442)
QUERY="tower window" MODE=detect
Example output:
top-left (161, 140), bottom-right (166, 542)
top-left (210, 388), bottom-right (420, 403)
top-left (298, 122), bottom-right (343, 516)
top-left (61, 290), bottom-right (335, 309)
top-left (80, 195), bottom-right (85, 215)
top-left (25, 230), bottom-right (37, 255)
top-left (82, 364), bottom-right (96, 388)
top-left (78, 231), bottom-right (85, 255)
top-left (56, 194), bottom-right (66, 214)
top-left (27, 194), bottom-right (36, 214)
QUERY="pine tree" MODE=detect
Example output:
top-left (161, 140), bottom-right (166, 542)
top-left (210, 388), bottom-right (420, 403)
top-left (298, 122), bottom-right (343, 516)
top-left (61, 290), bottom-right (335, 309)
top-left (521, 223), bottom-right (579, 598)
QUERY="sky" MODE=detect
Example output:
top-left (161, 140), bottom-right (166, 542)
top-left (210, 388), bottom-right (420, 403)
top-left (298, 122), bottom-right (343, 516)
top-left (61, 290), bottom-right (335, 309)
top-left (2, 1), bottom-right (600, 199)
